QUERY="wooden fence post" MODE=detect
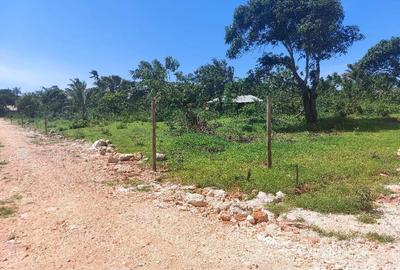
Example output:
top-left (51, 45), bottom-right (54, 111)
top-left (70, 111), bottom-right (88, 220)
top-left (266, 96), bottom-right (272, 168)
top-left (44, 113), bottom-right (48, 135)
top-left (151, 97), bottom-right (157, 172)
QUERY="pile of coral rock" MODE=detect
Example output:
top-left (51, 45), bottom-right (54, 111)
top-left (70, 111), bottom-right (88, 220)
top-left (127, 182), bottom-right (285, 226)
top-left (91, 138), bottom-right (285, 226)
top-left (90, 139), bottom-right (117, 156)
top-left (173, 186), bottom-right (284, 226)
top-left (90, 139), bottom-right (166, 163)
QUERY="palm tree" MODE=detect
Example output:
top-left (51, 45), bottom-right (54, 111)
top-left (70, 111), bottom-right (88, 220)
top-left (66, 78), bottom-right (88, 119)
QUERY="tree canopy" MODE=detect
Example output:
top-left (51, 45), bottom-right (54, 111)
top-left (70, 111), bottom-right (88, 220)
top-left (357, 37), bottom-right (400, 80)
top-left (39, 86), bottom-right (68, 116)
top-left (130, 57), bottom-right (180, 98)
top-left (225, 0), bottom-right (363, 123)
top-left (16, 93), bottom-right (40, 118)
top-left (194, 59), bottom-right (234, 102)
top-left (66, 79), bottom-right (88, 120)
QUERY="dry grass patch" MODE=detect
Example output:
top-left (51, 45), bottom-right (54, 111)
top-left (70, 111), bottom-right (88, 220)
top-left (365, 232), bottom-right (395, 243)
top-left (0, 194), bottom-right (22, 218)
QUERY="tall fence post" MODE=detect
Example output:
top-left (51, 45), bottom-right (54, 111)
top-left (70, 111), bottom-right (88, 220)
top-left (151, 97), bottom-right (157, 172)
top-left (266, 96), bottom-right (272, 168)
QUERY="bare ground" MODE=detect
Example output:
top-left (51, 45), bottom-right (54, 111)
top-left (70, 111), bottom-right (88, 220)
top-left (0, 119), bottom-right (399, 270)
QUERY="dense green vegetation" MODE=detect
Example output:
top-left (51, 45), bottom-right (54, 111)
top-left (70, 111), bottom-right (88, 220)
top-left (1, 0), bottom-right (400, 215)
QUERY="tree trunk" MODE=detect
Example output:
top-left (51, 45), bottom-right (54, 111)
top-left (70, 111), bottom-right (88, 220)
top-left (302, 91), bottom-right (318, 124)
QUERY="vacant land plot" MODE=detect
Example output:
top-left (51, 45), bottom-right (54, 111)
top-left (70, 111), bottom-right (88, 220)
top-left (30, 115), bottom-right (400, 215)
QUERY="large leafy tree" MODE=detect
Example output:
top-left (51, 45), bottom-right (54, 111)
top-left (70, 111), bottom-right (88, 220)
top-left (87, 71), bottom-right (135, 117)
top-left (130, 56), bottom-right (180, 98)
top-left (225, 0), bottom-right (363, 124)
top-left (90, 71), bottom-right (133, 93)
top-left (16, 93), bottom-right (41, 118)
top-left (194, 59), bottom-right (234, 102)
top-left (159, 80), bottom-right (204, 130)
top-left (39, 86), bottom-right (68, 117)
top-left (357, 37), bottom-right (400, 80)
top-left (66, 79), bottom-right (88, 120)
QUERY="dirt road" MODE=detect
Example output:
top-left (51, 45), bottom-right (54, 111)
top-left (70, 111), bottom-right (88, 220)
top-left (0, 119), bottom-right (293, 269)
top-left (1, 119), bottom-right (400, 270)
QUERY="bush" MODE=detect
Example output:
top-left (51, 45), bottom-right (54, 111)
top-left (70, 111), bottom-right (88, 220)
top-left (69, 119), bottom-right (89, 129)
top-left (241, 124), bottom-right (254, 132)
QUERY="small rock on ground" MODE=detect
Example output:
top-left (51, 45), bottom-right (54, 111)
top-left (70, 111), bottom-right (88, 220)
top-left (184, 193), bottom-right (207, 207)
top-left (119, 154), bottom-right (134, 162)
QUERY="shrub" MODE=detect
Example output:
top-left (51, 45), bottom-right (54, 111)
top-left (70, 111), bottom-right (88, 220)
top-left (69, 119), bottom-right (89, 129)
top-left (241, 124), bottom-right (254, 132)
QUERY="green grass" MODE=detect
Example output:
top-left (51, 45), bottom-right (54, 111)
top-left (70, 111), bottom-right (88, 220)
top-left (265, 202), bottom-right (291, 217)
top-left (310, 225), bottom-right (396, 243)
top-left (365, 232), bottom-right (395, 243)
top-left (309, 225), bottom-right (359, 241)
top-left (30, 115), bottom-right (400, 215)
top-left (357, 212), bottom-right (381, 224)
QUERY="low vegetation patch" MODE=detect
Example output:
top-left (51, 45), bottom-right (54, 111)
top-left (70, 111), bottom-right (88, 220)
top-left (365, 232), bottom-right (395, 243)
top-left (357, 212), bottom-right (381, 224)
top-left (266, 203), bottom-right (291, 218)
top-left (0, 160), bottom-right (8, 166)
top-left (309, 225), bottom-right (360, 241)
top-left (120, 178), bottom-right (145, 188)
top-left (0, 194), bottom-right (22, 218)
top-left (0, 206), bottom-right (15, 218)
top-left (0, 194), bottom-right (22, 205)
top-left (309, 225), bottom-right (396, 244)
top-left (105, 178), bottom-right (150, 191)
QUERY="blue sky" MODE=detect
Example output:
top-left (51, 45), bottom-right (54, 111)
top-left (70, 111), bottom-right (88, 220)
top-left (1, 0), bottom-right (400, 92)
